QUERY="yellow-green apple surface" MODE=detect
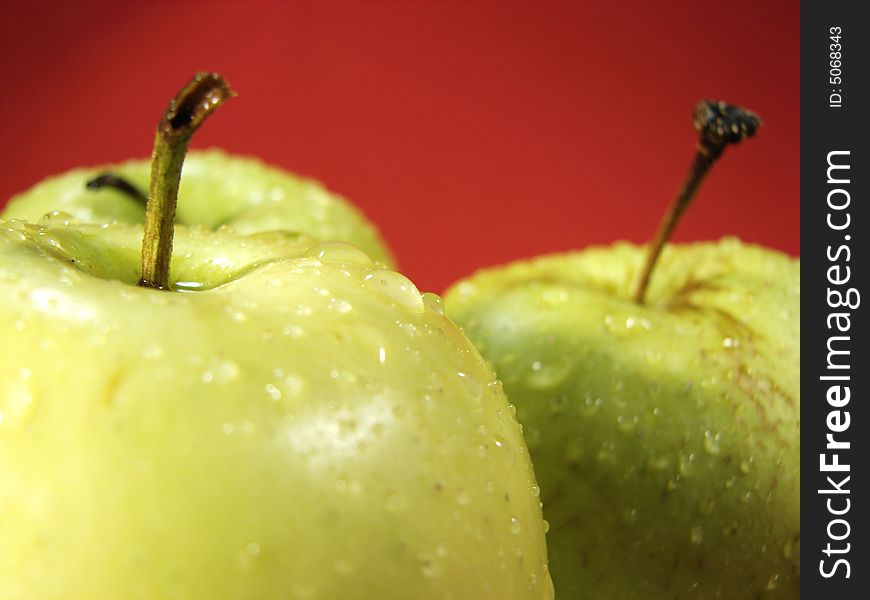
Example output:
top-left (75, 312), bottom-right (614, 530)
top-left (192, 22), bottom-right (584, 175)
top-left (445, 101), bottom-right (799, 599)
top-left (0, 74), bottom-right (552, 599)
top-left (2, 150), bottom-right (393, 268)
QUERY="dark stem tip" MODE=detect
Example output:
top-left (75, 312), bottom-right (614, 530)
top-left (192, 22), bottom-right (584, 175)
top-left (85, 172), bottom-right (148, 205)
top-left (162, 72), bottom-right (236, 135)
top-left (693, 100), bottom-right (761, 148)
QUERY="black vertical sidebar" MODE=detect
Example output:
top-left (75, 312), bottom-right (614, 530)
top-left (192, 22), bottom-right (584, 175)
top-left (801, 1), bottom-right (868, 598)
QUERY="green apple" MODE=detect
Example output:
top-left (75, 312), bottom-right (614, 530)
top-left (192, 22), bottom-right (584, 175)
top-left (0, 73), bottom-right (552, 599)
top-left (0, 220), bottom-right (551, 599)
top-left (444, 101), bottom-right (799, 599)
top-left (2, 151), bottom-right (394, 268)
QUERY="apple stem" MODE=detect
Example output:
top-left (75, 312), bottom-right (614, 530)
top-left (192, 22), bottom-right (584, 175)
top-left (632, 100), bottom-right (760, 304)
top-left (139, 73), bottom-right (235, 290)
top-left (86, 173), bottom-right (148, 206)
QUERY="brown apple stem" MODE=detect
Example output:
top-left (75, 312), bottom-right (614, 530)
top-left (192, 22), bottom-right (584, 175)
top-left (139, 72), bottom-right (235, 290)
top-left (632, 100), bottom-right (761, 304)
top-left (86, 173), bottom-right (148, 206)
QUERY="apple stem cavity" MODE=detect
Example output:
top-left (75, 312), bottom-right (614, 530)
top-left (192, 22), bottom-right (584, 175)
top-left (139, 72), bottom-right (236, 290)
top-left (86, 173), bottom-right (148, 207)
top-left (632, 100), bottom-right (760, 304)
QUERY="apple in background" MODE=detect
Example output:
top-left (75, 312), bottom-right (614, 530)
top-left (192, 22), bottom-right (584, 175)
top-left (445, 101), bottom-right (800, 598)
top-left (2, 149), bottom-right (394, 268)
top-left (0, 73), bottom-right (553, 599)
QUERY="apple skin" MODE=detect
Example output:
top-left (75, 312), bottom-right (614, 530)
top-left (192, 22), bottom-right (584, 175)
top-left (1, 149), bottom-right (394, 267)
top-left (445, 239), bottom-right (799, 599)
top-left (0, 219), bottom-right (551, 599)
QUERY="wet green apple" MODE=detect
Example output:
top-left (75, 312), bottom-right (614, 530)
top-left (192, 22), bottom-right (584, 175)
top-left (0, 72), bottom-right (552, 599)
top-left (445, 101), bottom-right (800, 598)
top-left (2, 150), bottom-right (394, 268)
top-left (446, 240), bottom-right (799, 599)
top-left (0, 220), bottom-right (551, 599)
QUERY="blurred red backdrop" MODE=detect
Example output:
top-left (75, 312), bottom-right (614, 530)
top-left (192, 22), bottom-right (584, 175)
top-left (0, 0), bottom-right (798, 293)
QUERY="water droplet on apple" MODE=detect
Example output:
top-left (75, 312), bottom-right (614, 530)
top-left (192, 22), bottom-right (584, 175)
top-left (330, 298), bottom-right (353, 314)
top-left (456, 490), bottom-right (470, 506)
top-left (225, 306), bottom-right (247, 322)
top-left (678, 452), bottom-right (696, 477)
top-left (541, 288), bottom-right (569, 305)
top-left (38, 210), bottom-right (76, 226)
top-left (689, 525), bottom-right (704, 545)
top-left (766, 573), bottom-right (781, 590)
top-left (617, 414), bottom-right (640, 433)
top-left (526, 358), bottom-right (571, 389)
top-left (422, 292), bottom-right (445, 315)
top-left (739, 457), bottom-right (754, 474)
top-left (282, 324), bottom-right (305, 338)
top-left (304, 241), bottom-right (374, 267)
top-left (698, 498), bottom-right (717, 515)
top-left (703, 430), bottom-right (721, 455)
top-left (509, 515), bottom-right (522, 535)
top-left (456, 371), bottom-right (483, 400)
top-left (420, 561), bottom-right (436, 578)
top-left (646, 455), bottom-right (670, 471)
top-left (214, 359), bottom-right (240, 384)
top-left (362, 270), bottom-right (424, 313)
top-left (265, 383), bottom-right (282, 400)
top-left (141, 344), bottom-right (164, 360)
top-left (0, 368), bottom-right (35, 429)
top-left (221, 422), bottom-right (235, 435)
top-left (174, 280), bottom-right (205, 292)
top-left (492, 435), bottom-right (516, 468)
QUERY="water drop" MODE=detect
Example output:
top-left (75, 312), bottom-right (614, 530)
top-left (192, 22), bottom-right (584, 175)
top-left (1, 369), bottom-right (35, 429)
top-left (266, 383), bottom-right (282, 400)
top-left (282, 324), bottom-right (305, 338)
top-left (362, 270), bottom-right (424, 313)
top-left (646, 455), bottom-right (670, 471)
top-left (422, 292), bottom-right (445, 315)
top-left (689, 526), bottom-right (704, 545)
top-left (141, 344), bottom-right (164, 360)
top-left (456, 371), bottom-right (484, 400)
top-left (703, 430), bottom-right (721, 455)
top-left (38, 210), bottom-right (76, 226)
top-left (526, 358), bottom-right (571, 389)
top-left (509, 515), bottom-right (522, 535)
top-left (492, 435), bottom-right (516, 468)
top-left (698, 498), bottom-right (717, 515)
top-left (331, 298), bottom-right (353, 314)
top-left (305, 241), bottom-right (373, 267)
top-left (420, 561), bottom-right (435, 578)
top-left (766, 573), bottom-right (780, 590)
top-left (542, 519), bottom-right (550, 533)
top-left (213, 359), bottom-right (240, 384)
top-left (541, 288), bottom-right (569, 305)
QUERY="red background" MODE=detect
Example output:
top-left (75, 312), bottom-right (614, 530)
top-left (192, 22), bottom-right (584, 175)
top-left (0, 0), bottom-right (799, 293)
